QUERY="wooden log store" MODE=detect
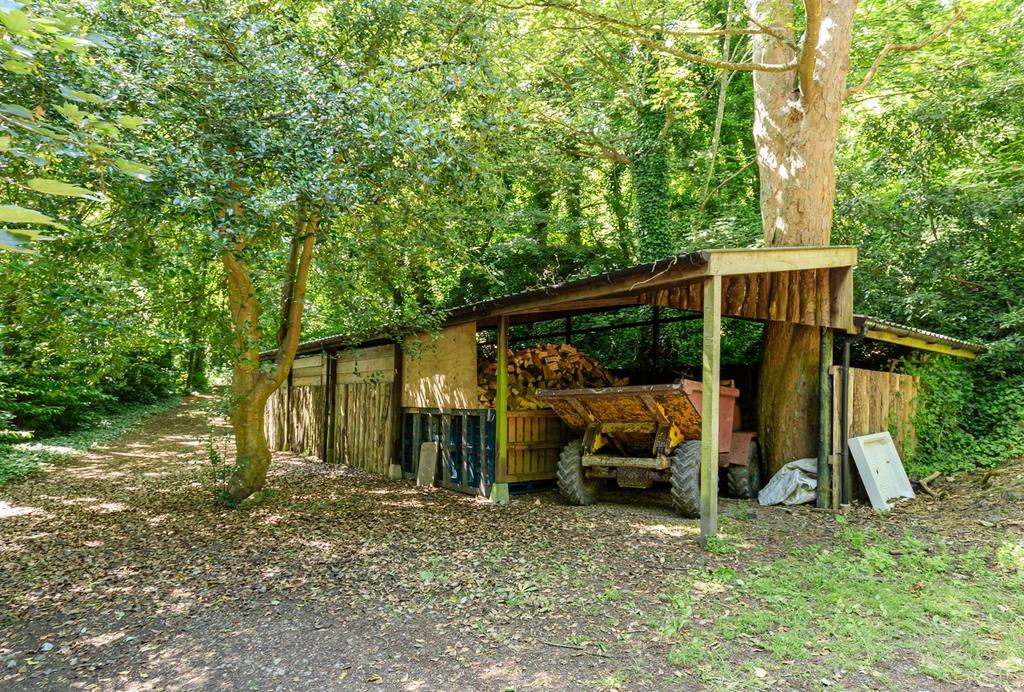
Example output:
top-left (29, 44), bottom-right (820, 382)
top-left (261, 246), bottom-right (982, 544)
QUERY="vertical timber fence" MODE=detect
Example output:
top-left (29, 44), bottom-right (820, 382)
top-left (264, 346), bottom-right (396, 475)
top-left (831, 366), bottom-right (919, 461)
top-left (264, 326), bottom-right (566, 494)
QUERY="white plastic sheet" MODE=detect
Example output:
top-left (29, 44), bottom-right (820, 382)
top-left (758, 457), bottom-right (818, 506)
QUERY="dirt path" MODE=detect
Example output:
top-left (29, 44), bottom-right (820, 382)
top-left (2, 396), bottom-right (1021, 690)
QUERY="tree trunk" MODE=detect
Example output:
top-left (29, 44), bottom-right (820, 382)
top-left (531, 172), bottom-right (553, 246)
top-left (630, 48), bottom-right (671, 263)
top-left (748, 0), bottom-right (856, 474)
top-left (221, 215), bottom-right (317, 504)
top-left (565, 171), bottom-right (584, 246)
top-left (606, 162), bottom-right (633, 260)
top-left (226, 386), bottom-right (273, 501)
top-left (183, 335), bottom-right (205, 393)
top-left (630, 98), bottom-right (670, 262)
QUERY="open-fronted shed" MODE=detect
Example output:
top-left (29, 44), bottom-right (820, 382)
top-left (262, 245), bottom-right (981, 545)
top-left (265, 246), bottom-right (860, 543)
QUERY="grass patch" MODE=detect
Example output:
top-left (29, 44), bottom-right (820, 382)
top-left (658, 518), bottom-right (1024, 687)
top-left (0, 397), bottom-right (181, 488)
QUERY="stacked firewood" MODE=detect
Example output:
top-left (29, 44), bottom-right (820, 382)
top-left (477, 343), bottom-right (628, 410)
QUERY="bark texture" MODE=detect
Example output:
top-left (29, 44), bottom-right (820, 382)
top-left (748, 0), bottom-right (856, 474)
top-left (222, 216), bottom-right (317, 504)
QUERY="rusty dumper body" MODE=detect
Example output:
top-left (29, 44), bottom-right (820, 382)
top-left (535, 381), bottom-right (759, 517)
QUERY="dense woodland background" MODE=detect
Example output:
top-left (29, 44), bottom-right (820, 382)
top-left (1, 0), bottom-right (1022, 476)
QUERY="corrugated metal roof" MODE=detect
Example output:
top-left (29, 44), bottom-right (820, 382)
top-left (262, 249), bottom-right (980, 362)
top-left (265, 250), bottom-right (715, 358)
top-left (855, 315), bottom-right (983, 355)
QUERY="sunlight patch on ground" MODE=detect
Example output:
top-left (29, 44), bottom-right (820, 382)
top-left (108, 452), bottom-right (158, 460)
top-left (258, 513), bottom-right (292, 526)
top-left (74, 467), bottom-right (129, 481)
top-left (477, 662), bottom-right (520, 682)
top-left (299, 538), bottom-right (334, 554)
top-left (87, 501), bottom-right (130, 513)
top-left (366, 487), bottom-right (422, 496)
top-left (630, 521), bottom-right (700, 538)
top-left (81, 630), bottom-right (126, 648)
top-left (42, 495), bottom-right (100, 505)
top-left (140, 470), bottom-right (176, 481)
top-left (0, 500), bottom-right (49, 519)
top-left (381, 499), bottom-right (426, 509)
top-left (524, 671), bottom-right (561, 688)
top-left (14, 442), bottom-right (77, 457)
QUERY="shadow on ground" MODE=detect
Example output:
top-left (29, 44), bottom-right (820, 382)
top-left (1, 396), bottom-right (1021, 690)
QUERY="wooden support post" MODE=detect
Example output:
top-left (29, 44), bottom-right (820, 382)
top-left (700, 275), bottom-right (722, 545)
top-left (816, 328), bottom-right (833, 508)
top-left (323, 351), bottom-right (337, 463)
top-left (652, 306), bottom-right (661, 371)
top-left (829, 265), bottom-right (854, 331)
top-left (388, 343), bottom-right (404, 480)
top-left (491, 315), bottom-right (510, 503)
top-left (840, 337), bottom-right (853, 504)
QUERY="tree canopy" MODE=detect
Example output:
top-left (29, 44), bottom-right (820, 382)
top-left (1, 0), bottom-right (1021, 483)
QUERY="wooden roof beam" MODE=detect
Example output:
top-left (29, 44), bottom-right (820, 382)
top-left (707, 246), bottom-right (858, 276)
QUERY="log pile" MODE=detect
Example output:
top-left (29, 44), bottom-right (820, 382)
top-left (477, 343), bottom-right (628, 410)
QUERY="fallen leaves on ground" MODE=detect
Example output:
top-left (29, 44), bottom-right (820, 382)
top-left (1, 395), bottom-right (1020, 690)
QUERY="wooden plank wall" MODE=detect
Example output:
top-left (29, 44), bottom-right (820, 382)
top-left (292, 354), bottom-right (325, 387)
top-left (261, 347), bottom-right (398, 473)
top-left (289, 385), bottom-right (325, 457)
top-left (284, 354), bottom-right (326, 457)
top-left (643, 268), bottom-right (844, 329)
top-left (333, 344), bottom-right (396, 473)
top-left (402, 323), bottom-right (478, 409)
top-left (266, 384), bottom-right (289, 451)
top-left (831, 366), bottom-right (919, 460)
top-left (505, 410), bottom-right (568, 482)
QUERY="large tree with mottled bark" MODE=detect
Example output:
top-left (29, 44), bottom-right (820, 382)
top-left (520, 0), bottom-right (962, 472)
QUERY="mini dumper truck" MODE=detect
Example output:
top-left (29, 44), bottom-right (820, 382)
top-left (535, 381), bottom-right (759, 517)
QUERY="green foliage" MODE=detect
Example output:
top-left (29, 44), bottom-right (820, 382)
top-left (631, 97), bottom-right (671, 261)
top-left (906, 358), bottom-right (1024, 476)
top-left (0, 0), bottom-right (147, 252)
top-left (659, 526), bottom-right (1024, 686)
top-left (0, 249), bottom-right (181, 435)
top-left (0, 396), bottom-right (179, 487)
top-left (833, 0), bottom-right (1024, 474)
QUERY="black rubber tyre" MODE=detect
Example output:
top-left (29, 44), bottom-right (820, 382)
top-left (726, 441), bottom-right (761, 499)
top-left (670, 440), bottom-right (701, 518)
top-left (557, 439), bottom-right (603, 506)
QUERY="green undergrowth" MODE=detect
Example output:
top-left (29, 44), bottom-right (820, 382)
top-left (658, 517), bottom-right (1024, 688)
top-left (907, 357), bottom-right (1024, 477)
top-left (0, 396), bottom-right (181, 489)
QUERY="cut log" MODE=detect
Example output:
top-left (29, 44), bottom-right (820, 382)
top-left (477, 344), bottom-right (627, 410)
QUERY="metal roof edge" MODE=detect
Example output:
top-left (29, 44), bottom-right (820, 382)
top-left (855, 314), bottom-right (984, 356)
